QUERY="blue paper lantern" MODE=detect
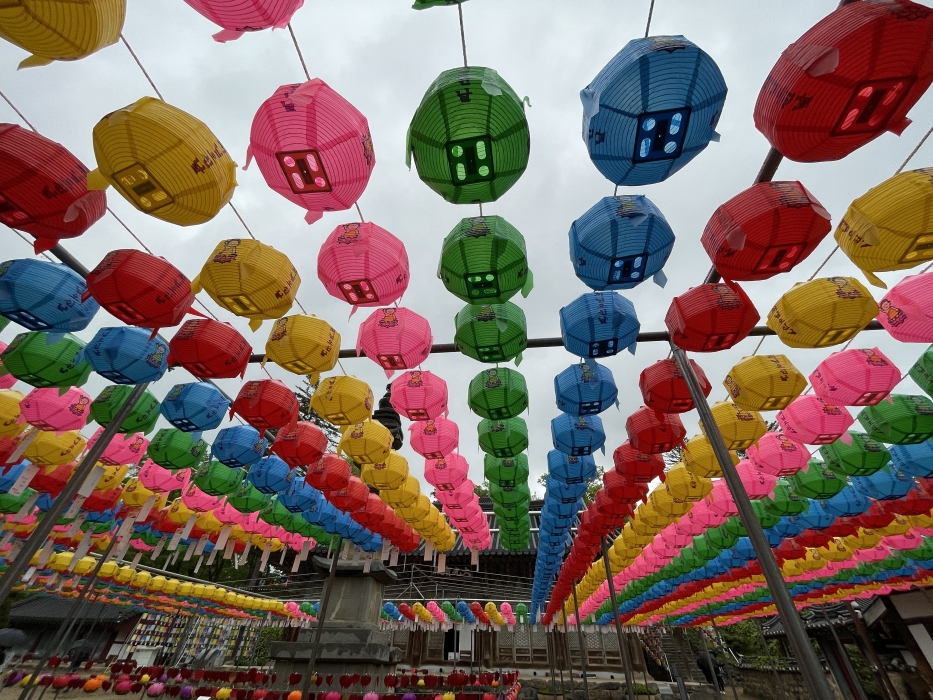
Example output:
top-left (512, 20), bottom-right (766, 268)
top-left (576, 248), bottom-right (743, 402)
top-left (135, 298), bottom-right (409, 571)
top-left (545, 474), bottom-right (588, 502)
top-left (0, 462), bottom-right (29, 494)
top-left (0, 259), bottom-right (99, 332)
top-left (302, 494), bottom-right (339, 529)
top-left (851, 466), bottom-right (916, 501)
top-left (279, 480), bottom-right (320, 513)
top-left (546, 450), bottom-right (597, 484)
top-left (160, 382), bottom-right (230, 433)
top-left (580, 35), bottom-right (727, 186)
top-left (822, 486), bottom-right (872, 518)
top-left (82, 326), bottom-right (168, 384)
top-left (551, 413), bottom-right (606, 456)
top-left (211, 425), bottom-right (268, 468)
top-left (554, 360), bottom-right (618, 415)
top-left (559, 291), bottom-right (640, 359)
top-left (768, 517), bottom-right (805, 539)
top-left (889, 441), bottom-right (933, 478)
top-left (247, 455), bottom-right (292, 495)
top-left (794, 500), bottom-right (835, 530)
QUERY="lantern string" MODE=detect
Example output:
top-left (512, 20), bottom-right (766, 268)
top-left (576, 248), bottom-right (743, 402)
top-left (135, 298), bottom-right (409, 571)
top-left (7, 228), bottom-right (54, 263)
top-left (458, 4), bottom-right (468, 68)
top-left (227, 202), bottom-right (258, 240)
top-left (120, 35), bottom-right (164, 101)
top-left (295, 300), bottom-right (308, 314)
top-left (337, 359), bottom-right (347, 375)
top-left (0, 89), bottom-right (36, 132)
top-left (355, 202), bottom-right (365, 223)
top-left (287, 23), bottom-right (311, 82)
top-left (644, 0), bottom-right (656, 38)
top-left (806, 247), bottom-right (838, 281)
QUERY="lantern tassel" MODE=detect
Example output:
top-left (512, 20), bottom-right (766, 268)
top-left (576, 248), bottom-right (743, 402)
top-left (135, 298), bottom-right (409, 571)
top-left (243, 145), bottom-right (254, 171)
top-left (520, 270), bottom-right (534, 298)
top-left (248, 318), bottom-right (263, 332)
top-left (32, 237), bottom-right (58, 254)
top-left (405, 126), bottom-right (413, 169)
top-left (212, 29), bottom-right (244, 43)
top-left (652, 270), bottom-right (668, 288)
top-left (863, 270), bottom-right (888, 289)
top-left (304, 209), bottom-right (323, 225)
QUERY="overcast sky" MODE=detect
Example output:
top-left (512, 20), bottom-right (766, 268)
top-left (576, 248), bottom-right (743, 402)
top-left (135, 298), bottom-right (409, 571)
top-left (2, 0), bottom-right (933, 503)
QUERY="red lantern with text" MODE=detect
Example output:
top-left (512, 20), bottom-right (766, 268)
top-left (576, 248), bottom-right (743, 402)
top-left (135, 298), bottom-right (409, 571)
top-left (625, 408), bottom-right (686, 454)
top-left (612, 441), bottom-right (666, 483)
top-left (638, 358), bottom-right (711, 413)
top-left (665, 283), bottom-right (760, 352)
top-left (271, 422), bottom-right (328, 468)
top-left (305, 454), bottom-right (351, 492)
top-left (168, 319), bottom-right (251, 379)
top-left (231, 379), bottom-right (299, 436)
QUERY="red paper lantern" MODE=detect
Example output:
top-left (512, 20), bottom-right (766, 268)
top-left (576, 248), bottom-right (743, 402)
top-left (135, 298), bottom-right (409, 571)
top-left (853, 502), bottom-right (895, 530)
top-left (29, 462), bottom-right (76, 497)
top-left (603, 467), bottom-right (651, 504)
top-left (665, 282), bottom-right (760, 352)
top-left (305, 453), bottom-right (351, 492)
top-left (0, 123), bottom-right (106, 254)
top-left (701, 182), bottom-right (832, 281)
top-left (231, 379), bottom-right (299, 436)
top-left (168, 319), bottom-right (251, 379)
top-left (350, 492), bottom-right (386, 528)
top-left (754, 0), bottom-right (933, 162)
top-left (83, 487), bottom-right (121, 512)
top-left (612, 441), bottom-right (665, 483)
top-left (85, 250), bottom-right (194, 330)
top-left (594, 487), bottom-right (637, 517)
top-left (625, 407), bottom-right (686, 454)
top-left (271, 421), bottom-right (328, 468)
top-left (326, 475), bottom-right (370, 512)
top-left (638, 358), bottom-right (711, 413)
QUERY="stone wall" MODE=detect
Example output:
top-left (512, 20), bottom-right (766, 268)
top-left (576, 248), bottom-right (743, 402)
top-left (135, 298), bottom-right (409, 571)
top-left (736, 667), bottom-right (847, 700)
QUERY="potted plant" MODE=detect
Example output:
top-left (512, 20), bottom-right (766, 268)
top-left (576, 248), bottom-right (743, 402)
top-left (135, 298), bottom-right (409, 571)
top-left (633, 683), bottom-right (658, 700)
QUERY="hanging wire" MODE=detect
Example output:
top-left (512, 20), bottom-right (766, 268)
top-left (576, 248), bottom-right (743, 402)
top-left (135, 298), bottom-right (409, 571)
top-left (355, 202), bottom-right (365, 223)
top-left (644, 0), bottom-right (656, 38)
top-left (120, 35), bottom-right (164, 100)
top-left (8, 229), bottom-right (54, 262)
top-left (227, 202), bottom-right (258, 239)
top-left (287, 23), bottom-right (311, 81)
top-left (458, 3), bottom-right (468, 67)
top-left (295, 300), bottom-right (308, 314)
top-left (0, 89), bottom-right (36, 131)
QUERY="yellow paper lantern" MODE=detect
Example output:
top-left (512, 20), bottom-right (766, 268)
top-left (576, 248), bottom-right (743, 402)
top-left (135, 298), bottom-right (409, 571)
top-left (382, 476), bottom-right (423, 511)
top-left (163, 579), bottom-right (179, 595)
top-left (196, 510), bottom-right (223, 533)
top-left (664, 463), bottom-right (713, 502)
top-left (47, 552), bottom-right (72, 572)
top-left (835, 169), bottom-right (933, 288)
top-left (767, 277), bottom-right (877, 348)
top-left (263, 315), bottom-right (340, 381)
top-left (0, 390), bottom-right (25, 438)
top-left (876, 514), bottom-right (910, 537)
top-left (193, 240), bottom-right (300, 332)
top-left (649, 487), bottom-right (691, 517)
top-left (310, 376), bottom-right (373, 426)
top-left (723, 355), bottom-right (808, 411)
top-left (122, 478), bottom-right (155, 508)
top-left (88, 97), bottom-right (237, 227)
top-left (818, 539), bottom-right (852, 563)
top-left (700, 401), bottom-right (767, 450)
top-left (338, 420), bottom-right (392, 465)
top-left (682, 434), bottom-right (738, 479)
top-left (22, 429), bottom-right (86, 465)
top-left (621, 522), bottom-right (652, 548)
top-left (909, 510), bottom-right (933, 529)
top-left (98, 561), bottom-right (119, 580)
top-left (843, 528), bottom-right (882, 551)
top-left (177, 581), bottom-right (194, 597)
top-left (95, 463), bottom-right (128, 490)
top-left (360, 451), bottom-right (409, 491)
top-left (113, 565), bottom-right (134, 584)
top-left (632, 502), bottom-right (672, 533)
top-left (167, 498), bottom-right (196, 526)
top-left (0, 0), bottom-right (125, 68)
top-left (129, 571), bottom-right (151, 589)
top-left (146, 575), bottom-right (167, 593)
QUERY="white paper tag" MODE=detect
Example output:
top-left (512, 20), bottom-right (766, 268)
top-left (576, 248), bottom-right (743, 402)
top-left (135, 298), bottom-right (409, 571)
top-left (470, 548), bottom-right (479, 566)
top-left (77, 465), bottom-right (106, 499)
top-left (353, 546), bottom-right (361, 562)
top-left (223, 538), bottom-right (236, 560)
top-left (13, 491), bottom-right (39, 522)
top-left (65, 512), bottom-right (88, 539)
top-left (291, 553), bottom-right (302, 573)
top-left (381, 540), bottom-right (391, 561)
top-left (167, 527), bottom-right (184, 552)
top-left (179, 513), bottom-right (196, 540)
top-left (389, 548), bottom-right (399, 567)
top-left (69, 531), bottom-right (93, 569)
top-left (116, 513), bottom-right (137, 541)
top-left (278, 547), bottom-right (287, 566)
top-left (23, 566), bottom-right (36, 584)
top-left (183, 542), bottom-right (195, 561)
top-left (424, 540), bottom-right (434, 561)
top-left (438, 553), bottom-right (446, 573)
top-left (131, 551), bottom-right (143, 569)
top-left (193, 556), bottom-right (203, 574)
top-left (299, 539), bottom-right (310, 562)
top-left (363, 553), bottom-right (372, 574)
top-left (137, 495), bottom-right (156, 522)
top-left (169, 548), bottom-right (180, 566)
top-left (259, 542), bottom-right (272, 572)
top-left (113, 536), bottom-right (132, 563)
top-left (194, 534), bottom-right (209, 556)
top-left (37, 540), bottom-right (55, 568)
top-left (215, 526), bottom-right (232, 551)
top-left (151, 536), bottom-right (166, 561)
top-left (63, 495), bottom-right (85, 519)
top-left (7, 464), bottom-right (38, 498)
top-left (206, 546), bottom-right (218, 567)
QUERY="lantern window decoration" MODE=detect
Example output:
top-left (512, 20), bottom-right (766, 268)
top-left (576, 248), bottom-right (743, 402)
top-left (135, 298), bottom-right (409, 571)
top-left (810, 347), bottom-right (901, 407)
top-left (81, 326), bottom-right (168, 385)
top-left (768, 277), bottom-right (878, 348)
top-left (0, 332), bottom-right (90, 389)
top-left (0, 259), bottom-right (99, 333)
top-left (777, 395), bottom-right (855, 446)
top-left (876, 272), bottom-right (933, 343)
top-left (858, 394), bottom-right (933, 445)
top-left (639, 358), bottom-right (711, 414)
top-left (559, 291), bottom-right (640, 359)
top-left (580, 35), bottom-right (727, 186)
top-left (90, 384), bottom-right (160, 434)
top-left (356, 307), bottom-right (432, 376)
top-left (246, 79), bottom-right (374, 223)
top-left (310, 376), bottom-right (374, 426)
top-left (409, 416), bottom-right (459, 459)
top-left (147, 428), bottom-right (207, 471)
top-left (665, 282), bottom-right (759, 352)
top-left (479, 417), bottom-right (529, 458)
top-left (754, 0), bottom-right (933, 163)
top-left (389, 370), bottom-right (448, 421)
top-left (486, 453), bottom-right (531, 488)
top-left (317, 222), bottom-right (409, 308)
top-left (88, 98), bottom-right (237, 226)
top-left (454, 301), bottom-right (527, 364)
top-left (159, 382), bottom-right (230, 433)
top-left (723, 354), bottom-right (808, 412)
top-left (407, 66), bottom-right (529, 204)
top-left (551, 413), bottom-right (606, 457)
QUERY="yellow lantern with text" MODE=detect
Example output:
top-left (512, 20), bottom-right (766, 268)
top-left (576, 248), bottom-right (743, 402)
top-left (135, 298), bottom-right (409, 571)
top-left (683, 434), bottom-right (738, 479)
top-left (122, 478), bottom-right (155, 508)
top-left (23, 429), bottom-right (86, 465)
top-left (263, 315), bottom-right (340, 381)
top-left (338, 421), bottom-right (392, 465)
top-left (700, 401), bottom-right (767, 450)
top-left (95, 464), bottom-right (128, 490)
top-left (382, 476), bottom-right (423, 511)
top-left (310, 376), bottom-right (373, 426)
top-left (724, 354), bottom-right (807, 411)
top-left (664, 463), bottom-right (712, 502)
top-left (622, 522), bottom-right (652, 548)
top-left (361, 451), bottom-right (409, 491)
top-left (649, 486), bottom-right (691, 517)
top-left (767, 277), bottom-right (877, 348)
top-left (0, 390), bottom-right (25, 439)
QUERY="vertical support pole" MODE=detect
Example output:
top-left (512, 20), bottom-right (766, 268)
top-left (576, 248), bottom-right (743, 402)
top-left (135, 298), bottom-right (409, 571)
top-left (562, 613), bottom-right (576, 693)
top-left (705, 605), bottom-right (740, 700)
top-left (698, 626), bottom-right (722, 694)
top-left (298, 536), bottom-right (342, 700)
top-left (670, 344), bottom-right (835, 700)
top-left (555, 628), bottom-right (566, 696)
top-left (570, 584), bottom-right (590, 700)
top-left (755, 618), bottom-right (789, 700)
top-left (600, 538), bottom-right (636, 700)
top-left (845, 601), bottom-right (897, 700)
top-left (546, 629), bottom-right (558, 698)
top-left (817, 606), bottom-right (868, 700)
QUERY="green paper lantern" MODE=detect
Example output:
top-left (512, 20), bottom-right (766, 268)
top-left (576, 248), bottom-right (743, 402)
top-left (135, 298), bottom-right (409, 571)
top-left (0, 331), bottom-right (91, 388)
top-left (408, 65), bottom-right (529, 204)
top-left (691, 534), bottom-right (721, 561)
top-left (792, 460), bottom-right (846, 500)
top-left (490, 481), bottom-right (531, 507)
top-left (721, 515), bottom-right (746, 538)
top-left (227, 480), bottom-right (269, 513)
top-left (0, 488), bottom-right (34, 514)
top-left (147, 428), bottom-right (208, 471)
top-left (906, 536), bottom-right (933, 561)
top-left (478, 416), bottom-right (528, 458)
top-left (819, 432), bottom-right (890, 477)
top-left (705, 525), bottom-right (739, 551)
top-left (483, 453), bottom-right (530, 487)
top-left (439, 216), bottom-right (532, 303)
top-left (412, 0), bottom-right (467, 8)
top-left (193, 459), bottom-right (244, 497)
top-left (762, 479), bottom-right (808, 517)
top-left (90, 385), bottom-right (161, 435)
top-left (679, 547), bottom-right (704, 571)
top-left (858, 394), bottom-right (933, 445)
top-left (259, 496), bottom-right (294, 526)
top-left (454, 302), bottom-right (527, 364)
top-left (909, 346), bottom-right (933, 398)
top-left (0, 315), bottom-right (8, 333)
top-left (468, 367), bottom-right (528, 419)
top-left (493, 501), bottom-right (526, 520)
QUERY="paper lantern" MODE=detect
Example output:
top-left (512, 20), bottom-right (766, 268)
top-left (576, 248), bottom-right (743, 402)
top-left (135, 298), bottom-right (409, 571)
top-left (890, 440), bottom-right (933, 478)
top-left (19, 387), bottom-right (91, 432)
top-left (192, 239), bottom-right (299, 331)
top-left (408, 65), bottom-right (529, 204)
top-left (247, 455), bottom-right (292, 495)
top-left (820, 432), bottom-right (890, 477)
top-left (263, 315), bottom-right (339, 379)
top-left (317, 222), bottom-right (409, 308)
top-left (390, 370), bottom-right (448, 421)
top-left (754, 1), bottom-right (933, 162)
top-left (381, 476), bottom-right (422, 510)
top-left (612, 441), bottom-right (664, 483)
top-left (681, 434), bottom-right (738, 479)
top-left (0, 259), bottom-right (99, 332)
top-left (159, 382), bottom-right (230, 433)
top-left (665, 463), bottom-right (714, 502)
top-left (138, 459), bottom-right (185, 493)
top-left (90, 385), bottom-right (160, 434)
top-left (581, 36), bottom-right (727, 186)
top-left (88, 97), bottom-right (236, 226)
top-left (271, 421), bottom-right (328, 468)
top-left (246, 79), bottom-right (373, 223)
top-left (310, 376), bottom-right (374, 426)
top-left (193, 460), bottom-right (244, 497)
top-left (559, 291), bottom-right (640, 359)
top-left (305, 453), bottom-right (351, 492)
top-left (876, 272), bottom-right (933, 342)
top-left (82, 327), bottom-right (168, 384)
top-left (167, 319), bottom-right (251, 380)
top-left (665, 282), bottom-right (759, 352)
top-left (486, 453), bottom-right (530, 488)
top-left (361, 451), bottom-right (410, 491)
top-left (279, 479), bottom-right (320, 514)
top-left (746, 432), bottom-right (809, 477)
top-left (409, 416), bottom-right (459, 459)
top-left (0, 124), bottom-right (106, 253)
top-left (147, 428), bottom-right (207, 470)
top-left (228, 480), bottom-right (270, 514)
top-left (356, 307), bottom-right (432, 376)
top-left (479, 417), bottom-right (528, 458)
top-left (698, 402), bottom-right (768, 451)
top-left (811, 347), bottom-right (900, 407)
top-left (858, 394), bottom-right (933, 445)
top-left (422, 453), bottom-right (468, 492)
top-left (212, 425), bottom-right (268, 468)
top-left (86, 428), bottom-right (147, 466)
top-left (182, 0), bottom-right (302, 41)
top-left (639, 358), bottom-right (711, 414)
top-left (626, 408), bottom-right (686, 454)
top-left (777, 395), bottom-right (855, 445)
top-left (723, 354), bottom-right (807, 412)
top-left (454, 302), bottom-right (526, 363)
top-left (602, 468), bottom-right (649, 502)
top-left (551, 413), bottom-right (605, 456)
top-left (0, 332), bottom-right (91, 388)
top-left (232, 379), bottom-right (299, 435)
top-left (554, 361), bottom-right (617, 417)
top-left (703, 181), bottom-right (833, 283)
top-left (327, 475), bottom-right (369, 511)
top-left (0, 0), bottom-right (125, 67)
top-left (768, 277), bottom-right (877, 348)
top-left (0, 341), bottom-right (12, 390)
top-left (852, 466), bottom-right (916, 502)
top-left (22, 429), bottom-right (85, 466)
top-left (338, 421), bottom-right (392, 464)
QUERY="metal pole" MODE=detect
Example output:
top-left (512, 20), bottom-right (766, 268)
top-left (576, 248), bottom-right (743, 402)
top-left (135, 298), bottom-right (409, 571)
top-left (817, 605), bottom-right (869, 700)
top-left (705, 605), bottom-right (740, 700)
top-left (0, 382), bottom-right (150, 605)
top-left (755, 618), bottom-right (789, 700)
top-left (546, 627), bottom-right (558, 697)
top-left (561, 612), bottom-right (576, 694)
top-left (570, 584), bottom-right (590, 700)
top-left (600, 538), bottom-right (636, 700)
top-left (670, 344), bottom-right (835, 700)
top-left (298, 536), bottom-right (342, 700)
top-left (555, 627), bottom-right (566, 698)
top-left (698, 626), bottom-right (722, 694)
top-left (846, 601), bottom-right (897, 700)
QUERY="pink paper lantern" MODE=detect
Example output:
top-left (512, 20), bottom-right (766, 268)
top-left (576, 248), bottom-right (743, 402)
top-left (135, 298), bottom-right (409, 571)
top-left (389, 370), bottom-right (448, 421)
top-left (424, 453), bottom-right (469, 492)
top-left (777, 395), bottom-right (855, 445)
top-left (85, 428), bottom-right (148, 466)
top-left (810, 347), bottom-right (900, 407)
top-left (138, 460), bottom-right (187, 494)
top-left (409, 417), bottom-right (459, 459)
top-left (746, 431), bottom-right (809, 476)
top-left (0, 342), bottom-right (15, 390)
top-left (659, 522), bottom-right (693, 548)
top-left (706, 481), bottom-right (738, 517)
top-left (356, 307), bottom-right (432, 377)
top-left (876, 273), bottom-right (933, 343)
top-left (435, 479), bottom-right (475, 509)
top-left (215, 499), bottom-right (246, 526)
top-left (246, 79), bottom-right (375, 223)
top-left (454, 511), bottom-right (488, 535)
top-left (19, 387), bottom-right (92, 432)
top-left (183, 0), bottom-right (304, 43)
top-left (681, 498), bottom-right (725, 533)
top-left (444, 497), bottom-right (481, 523)
top-left (181, 482), bottom-right (223, 513)
top-left (317, 222), bottom-right (409, 308)
top-left (736, 460), bottom-right (777, 499)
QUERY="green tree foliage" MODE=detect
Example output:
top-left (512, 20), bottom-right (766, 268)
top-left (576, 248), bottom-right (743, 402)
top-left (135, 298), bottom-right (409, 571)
top-left (474, 480), bottom-right (491, 497)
